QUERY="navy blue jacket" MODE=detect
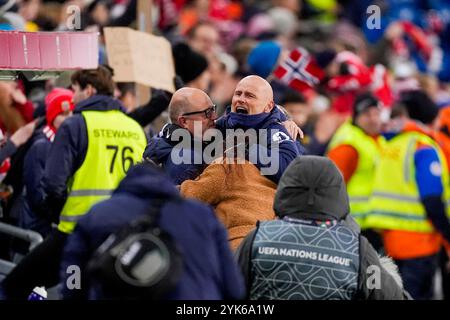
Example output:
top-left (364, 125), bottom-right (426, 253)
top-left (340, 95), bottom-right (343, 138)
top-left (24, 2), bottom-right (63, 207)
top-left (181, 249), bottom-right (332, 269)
top-left (216, 107), bottom-right (302, 183)
top-left (144, 107), bottom-right (302, 185)
top-left (39, 95), bottom-right (139, 221)
top-left (143, 124), bottom-right (206, 185)
top-left (59, 164), bottom-right (246, 300)
top-left (21, 131), bottom-right (52, 236)
top-left (1, 119), bottom-right (46, 221)
top-left (0, 139), bottom-right (17, 165)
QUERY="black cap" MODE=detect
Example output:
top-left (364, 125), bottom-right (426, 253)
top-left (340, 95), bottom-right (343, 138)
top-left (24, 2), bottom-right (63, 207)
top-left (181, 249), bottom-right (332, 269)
top-left (172, 42), bottom-right (208, 84)
top-left (400, 90), bottom-right (439, 125)
top-left (352, 92), bottom-right (380, 121)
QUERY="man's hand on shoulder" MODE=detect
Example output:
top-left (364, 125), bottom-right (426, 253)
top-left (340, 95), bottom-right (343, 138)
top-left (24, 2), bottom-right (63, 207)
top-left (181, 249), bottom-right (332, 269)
top-left (281, 120), bottom-right (304, 140)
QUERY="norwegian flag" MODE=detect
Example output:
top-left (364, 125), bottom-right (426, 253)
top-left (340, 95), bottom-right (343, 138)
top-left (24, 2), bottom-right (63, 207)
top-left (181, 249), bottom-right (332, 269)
top-left (370, 64), bottom-right (393, 108)
top-left (325, 51), bottom-right (393, 113)
top-left (273, 47), bottom-right (325, 93)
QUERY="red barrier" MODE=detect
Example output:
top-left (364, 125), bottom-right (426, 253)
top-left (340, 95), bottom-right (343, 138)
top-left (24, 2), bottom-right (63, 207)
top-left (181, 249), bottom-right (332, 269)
top-left (0, 31), bottom-right (99, 70)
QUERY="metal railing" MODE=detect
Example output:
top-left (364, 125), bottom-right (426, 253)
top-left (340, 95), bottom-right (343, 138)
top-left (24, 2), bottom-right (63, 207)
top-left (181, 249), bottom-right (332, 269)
top-left (0, 221), bottom-right (43, 278)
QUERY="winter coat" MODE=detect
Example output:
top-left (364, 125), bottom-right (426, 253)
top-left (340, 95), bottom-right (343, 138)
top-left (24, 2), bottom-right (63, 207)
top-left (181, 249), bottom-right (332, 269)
top-left (60, 163), bottom-right (245, 300)
top-left (215, 106), bottom-right (302, 183)
top-left (20, 131), bottom-right (52, 236)
top-left (143, 123), bottom-right (206, 185)
top-left (236, 156), bottom-right (409, 300)
top-left (181, 160), bottom-right (277, 251)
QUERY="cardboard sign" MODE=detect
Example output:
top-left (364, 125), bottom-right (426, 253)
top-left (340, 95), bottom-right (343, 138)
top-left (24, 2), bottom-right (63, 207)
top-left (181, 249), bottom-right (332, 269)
top-left (104, 27), bottom-right (175, 93)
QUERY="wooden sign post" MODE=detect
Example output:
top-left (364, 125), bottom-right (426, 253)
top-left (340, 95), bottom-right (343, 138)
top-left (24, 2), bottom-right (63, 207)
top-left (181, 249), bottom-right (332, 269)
top-left (138, 0), bottom-right (153, 34)
top-left (136, 0), bottom-right (153, 106)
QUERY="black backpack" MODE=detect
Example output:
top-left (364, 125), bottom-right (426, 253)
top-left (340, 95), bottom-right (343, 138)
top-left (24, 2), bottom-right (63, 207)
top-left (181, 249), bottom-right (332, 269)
top-left (87, 197), bottom-right (183, 300)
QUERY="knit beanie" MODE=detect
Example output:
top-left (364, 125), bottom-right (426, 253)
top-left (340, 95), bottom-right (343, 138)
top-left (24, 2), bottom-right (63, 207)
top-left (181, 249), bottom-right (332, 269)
top-left (400, 90), bottom-right (439, 125)
top-left (172, 42), bottom-right (209, 84)
top-left (45, 88), bottom-right (74, 127)
top-left (247, 41), bottom-right (281, 79)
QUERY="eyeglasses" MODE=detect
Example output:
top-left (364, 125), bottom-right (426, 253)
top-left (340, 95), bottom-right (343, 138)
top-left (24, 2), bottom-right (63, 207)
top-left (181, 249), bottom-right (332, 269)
top-left (182, 105), bottom-right (217, 119)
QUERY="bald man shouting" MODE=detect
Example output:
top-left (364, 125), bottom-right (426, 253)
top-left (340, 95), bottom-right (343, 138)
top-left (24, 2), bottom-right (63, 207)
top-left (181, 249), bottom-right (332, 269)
top-left (232, 75), bottom-right (277, 115)
top-left (215, 75), bottom-right (303, 182)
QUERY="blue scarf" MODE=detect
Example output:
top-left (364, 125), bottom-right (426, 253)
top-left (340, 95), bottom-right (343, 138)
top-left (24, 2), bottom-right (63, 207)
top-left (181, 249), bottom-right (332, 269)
top-left (226, 112), bottom-right (272, 130)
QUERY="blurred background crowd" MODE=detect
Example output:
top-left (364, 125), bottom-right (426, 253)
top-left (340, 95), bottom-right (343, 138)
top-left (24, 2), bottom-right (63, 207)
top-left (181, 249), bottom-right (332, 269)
top-left (0, 0), bottom-right (448, 135)
top-left (1, 0), bottom-right (450, 300)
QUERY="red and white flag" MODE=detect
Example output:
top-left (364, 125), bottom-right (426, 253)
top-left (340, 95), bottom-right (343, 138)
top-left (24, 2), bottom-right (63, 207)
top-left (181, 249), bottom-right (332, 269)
top-left (327, 51), bottom-right (372, 93)
top-left (273, 47), bottom-right (325, 93)
top-left (370, 64), bottom-right (393, 108)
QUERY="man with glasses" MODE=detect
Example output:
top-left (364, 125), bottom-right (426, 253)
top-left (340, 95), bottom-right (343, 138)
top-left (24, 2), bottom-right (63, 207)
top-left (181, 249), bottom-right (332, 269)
top-left (144, 87), bottom-right (217, 184)
top-left (182, 105), bottom-right (216, 122)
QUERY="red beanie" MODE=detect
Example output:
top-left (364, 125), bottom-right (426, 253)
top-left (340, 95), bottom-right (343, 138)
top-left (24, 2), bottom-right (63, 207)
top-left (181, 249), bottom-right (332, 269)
top-left (45, 88), bottom-right (74, 127)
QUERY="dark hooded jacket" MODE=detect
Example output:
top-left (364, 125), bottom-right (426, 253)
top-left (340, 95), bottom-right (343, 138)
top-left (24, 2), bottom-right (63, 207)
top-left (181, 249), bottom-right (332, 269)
top-left (60, 163), bottom-right (245, 300)
top-left (142, 123), bottom-right (206, 185)
top-left (236, 156), bottom-right (408, 300)
top-left (36, 95), bottom-right (146, 222)
top-left (20, 129), bottom-right (53, 237)
top-left (215, 106), bottom-right (303, 183)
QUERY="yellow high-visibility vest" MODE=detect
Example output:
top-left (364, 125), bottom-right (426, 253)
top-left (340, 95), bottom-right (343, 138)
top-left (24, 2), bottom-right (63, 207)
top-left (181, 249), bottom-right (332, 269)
top-left (328, 122), bottom-right (385, 228)
top-left (366, 131), bottom-right (450, 232)
top-left (58, 110), bottom-right (147, 234)
top-left (305, 0), bottom-right (337, 23)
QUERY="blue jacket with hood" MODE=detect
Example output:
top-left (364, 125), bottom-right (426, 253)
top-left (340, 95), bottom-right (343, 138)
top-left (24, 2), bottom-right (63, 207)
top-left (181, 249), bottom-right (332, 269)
top-left (215, 106), bottom-right (302, 183)
top-left (143, 123), bottom-right (206, 185)
top-left (59, 164), bottom-right (246, 300)
top-left (144, 106), bottom-right (302, 185)
top-left (20, 130), bottom-right (53, 236)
